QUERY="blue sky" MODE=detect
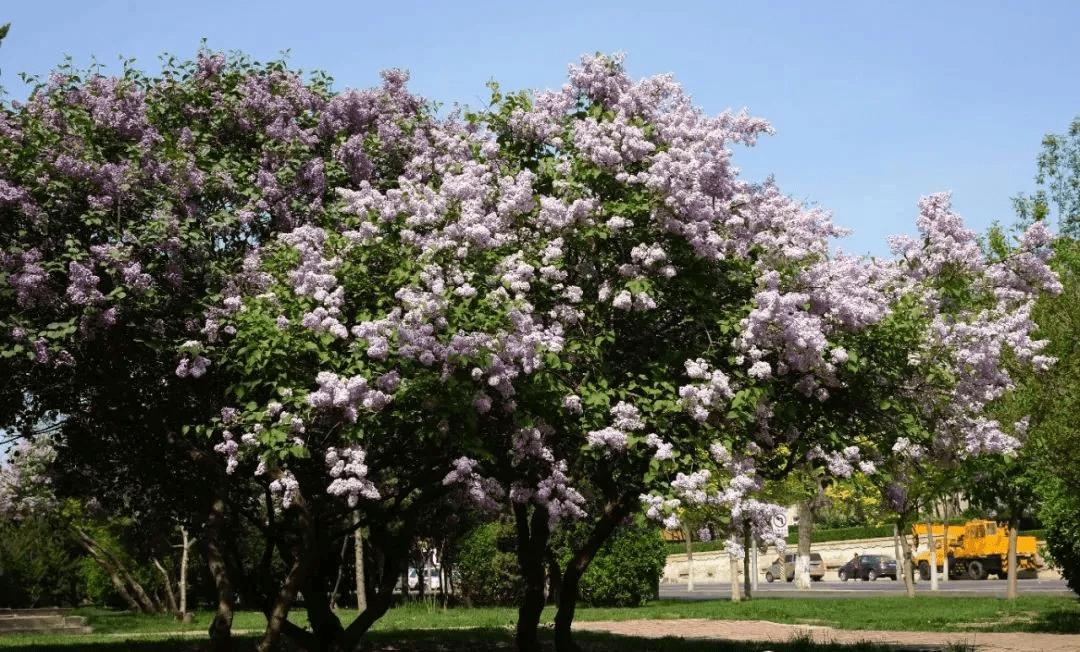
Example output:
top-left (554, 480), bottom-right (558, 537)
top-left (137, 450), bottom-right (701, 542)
top-left (2, 0), bottom-right (1078, 258)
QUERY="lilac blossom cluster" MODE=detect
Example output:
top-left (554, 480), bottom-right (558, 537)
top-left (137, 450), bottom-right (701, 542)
top-left (586, 402), bottom-right (646, 452)
top-left (442, 456), bottom-right (505, 514)
top-left (325, 446), bottom-right (380, 507)
top-left (0, 436), bottom-right (59, 519)
top-left (306, 371), bottom-right (394, 422)
top-left (507, 426), bottom-right (587, 523)
top-left (2, 50), bottom-right (436, 375)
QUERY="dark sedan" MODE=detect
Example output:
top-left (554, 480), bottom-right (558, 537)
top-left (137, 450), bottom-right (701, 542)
top-left (837, 554), bottom-right (898, 581)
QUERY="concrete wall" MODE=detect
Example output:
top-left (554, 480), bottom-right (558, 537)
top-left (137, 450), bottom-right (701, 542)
top-left (663, 536), bottom-right (899, 584)
top-left (663, 537), bottom-right (1060, 584)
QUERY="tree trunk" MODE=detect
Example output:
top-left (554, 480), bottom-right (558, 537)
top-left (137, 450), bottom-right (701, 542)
top-left (336, 539), bottom-right (409, 650)
top-left (553, 502), bottom-right (633, 652)
top-left (1007, 515), bottom-right (1020, 600)
top-left (73, 534), bottom-right (141, 611)
top-left (683, 521), bottom-right (694, 592)
top-left (925, 513), bottom-right (938, 591)
top-left (895, 518), bottom-right (916, 598)
top-left (794, 499), bottom-right (813, 589)
top-left (72, 526), bottom-right (162, 613)
top-left (941, 503), bottom-right (950, 582)
top-left (152, 557), bottom-right (179, 613)
top-left (514, 503), bottom-right (551, 652)
top-left (179, 526), bottom-right (192, 616)
top-left (742, 519), bottom-right (752, 600)
top-left (256, 537), bottom-right (311, 652)
top-left (892, 523), bottom-right (903, 584)
top-left (729, 551), bottom-right (741, 602)
top-left (354, 513), bottom-right (367, 612)
top-left (205, 494), bottom-right (235, 652)
top-left (546, 549), bottom-right (563, 606)
top-left (329, 531), bottom-right (350, 610)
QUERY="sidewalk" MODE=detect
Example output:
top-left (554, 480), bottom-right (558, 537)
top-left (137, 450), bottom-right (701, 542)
top-left (573, 618), bottom-right (1080, 652)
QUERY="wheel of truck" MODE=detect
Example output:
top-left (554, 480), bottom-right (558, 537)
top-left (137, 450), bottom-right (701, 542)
top-left (765, 571), bottom-right (775, 583)
top-left (838, 568), bottom-right (848, 582)
top-left (868, 569), bottom-right (879, 581)
top-left (918, 561), bottom-right (931, 581)
top-left (968, 560), bottom-right (987, 580)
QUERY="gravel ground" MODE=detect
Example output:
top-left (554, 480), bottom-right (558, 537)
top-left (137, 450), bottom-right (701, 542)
top-left (572, 618), bottom-right (1080, 651)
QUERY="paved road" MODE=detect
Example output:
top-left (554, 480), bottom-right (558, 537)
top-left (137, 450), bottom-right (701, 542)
top-left (659, 577), bottom-right (1073, 599)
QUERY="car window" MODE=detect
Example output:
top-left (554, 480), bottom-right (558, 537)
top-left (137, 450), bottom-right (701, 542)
top-left (809, 553), bottom-right (822, 561)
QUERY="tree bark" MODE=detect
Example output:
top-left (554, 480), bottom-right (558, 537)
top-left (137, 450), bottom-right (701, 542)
top-left (72, 532), bottom-right (141, 611)
top-left (329, 530), bottom-right (350, 610)
top-left (72, 526), bottom-right (162, 613)
top-left (941, 502), bottom-right (950, 582)
top-left (152, 557), bottom-right (179, 613)
top-left (794, 499), bottom-right (813, 589)
top-left (255, 493), bottom-right (318, 652)
top-left (925, 513), bottom-right (938, 591)
top-left (514, 503), bottom-right (551, 652)
top-left (545, 548), bottom-right (563, 606)
top-left (255, 546), bottom-right (309, 652)
top-left (354, 512), bottom-right (367, 612)
top-left (336, 539), bottom-right (409, 650)
top-left (553, 501), bottom-right (633, 652)
top-left (179, 525), bottom-right (192, 616)
top-left (1007, 515), bottom-right (1020, 600)
top-left (288, 514), bottom-right (349, 651)
top-left (895, 517), bottom-right (916, 598)
top-left (729, 552), bottom-right (741, 602)
top-left (683, 521), bottom-right (694, 592)
top-left (742, 519), bottom-right (752, 600)
top-left (205, 493), bottom-right (235, 652)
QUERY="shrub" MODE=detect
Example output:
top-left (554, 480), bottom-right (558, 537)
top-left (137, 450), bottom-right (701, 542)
top-left (1042, 493), bottom-right (1080, 596)
top-left (455, 520), bottom-right (523, 606)
top-left (0, 516), bottom-right (81, 607)
top-left (564, 523), bottom-right (667, 607)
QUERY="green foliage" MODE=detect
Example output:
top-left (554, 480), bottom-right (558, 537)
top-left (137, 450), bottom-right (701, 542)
top-left (557, 523), bottom-right (667, 607)
top-left (1013, 115), bottom-right (1080, 238)
top-left (0, 515), bottom-right (81, 607)
top-left (819, 473), bottom-right (890, 528)
top-left (1007, 117), bottom-right (1080, 596)
top-left (0, 22), bottom-right (8, 82)
top-left (454, 521), bottom-right (523, 607)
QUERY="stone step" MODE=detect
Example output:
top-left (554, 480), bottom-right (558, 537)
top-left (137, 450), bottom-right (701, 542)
top-left (0, 611), bottom-right (92, 636)
top-left (0, 624), bottom-right (93, 636)
top-left (0, 607), bottom-right (70, 618)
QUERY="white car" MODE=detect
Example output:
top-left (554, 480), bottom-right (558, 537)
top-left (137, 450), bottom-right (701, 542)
top-left (407, 567), bottom-right (441, 591)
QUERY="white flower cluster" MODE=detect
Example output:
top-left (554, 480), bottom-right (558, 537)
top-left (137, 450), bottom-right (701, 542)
top-left (326, 446), bottom-right (380, 507)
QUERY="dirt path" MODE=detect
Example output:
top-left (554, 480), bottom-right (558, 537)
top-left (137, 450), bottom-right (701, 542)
top-left (572, 619), bottom-right (1080, 651)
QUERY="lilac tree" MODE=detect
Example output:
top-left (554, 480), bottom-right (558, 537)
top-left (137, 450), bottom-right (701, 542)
top-left (187, 54), bottom-right (1059, 652)
top-left (3, 44), bottom-right (1062, 652)
top-left (0, 48), bottom-right (448, 650)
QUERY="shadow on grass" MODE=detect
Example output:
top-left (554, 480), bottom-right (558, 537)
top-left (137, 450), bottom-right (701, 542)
top-left (997, 607), bottom-right (1080, 634)
top-left (0, 627), bottom-right (953, 652)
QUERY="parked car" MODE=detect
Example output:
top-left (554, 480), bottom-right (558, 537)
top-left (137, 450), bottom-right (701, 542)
top-left (405, 567), bottom-right (442, 591)
top-left (837, 554), bottom-right (897, 581)
top-left (764, 553), bottom-right (825, 582)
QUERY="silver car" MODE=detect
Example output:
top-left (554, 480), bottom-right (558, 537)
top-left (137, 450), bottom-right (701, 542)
top-left (765, 552), bottom-right (825, 582)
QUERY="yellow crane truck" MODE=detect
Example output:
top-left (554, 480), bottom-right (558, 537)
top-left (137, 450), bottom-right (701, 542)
top-left (912, 520), bottom-right (1038, 580)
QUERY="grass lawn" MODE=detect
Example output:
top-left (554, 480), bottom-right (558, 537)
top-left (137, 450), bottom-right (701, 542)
top-left (0, 595), bottom-right (1076, 650)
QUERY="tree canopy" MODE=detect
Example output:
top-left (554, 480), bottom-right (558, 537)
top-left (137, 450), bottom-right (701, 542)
top-left (0, 49), bottom-right (1064, 651)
